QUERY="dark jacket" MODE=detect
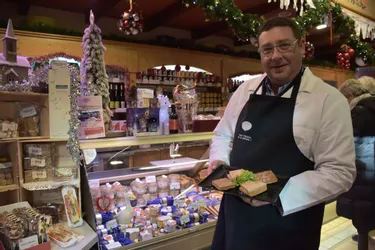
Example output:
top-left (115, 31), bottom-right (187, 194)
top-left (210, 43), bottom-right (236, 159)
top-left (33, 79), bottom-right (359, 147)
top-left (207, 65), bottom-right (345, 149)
top-left (336, 96), bottom-right (375, 232)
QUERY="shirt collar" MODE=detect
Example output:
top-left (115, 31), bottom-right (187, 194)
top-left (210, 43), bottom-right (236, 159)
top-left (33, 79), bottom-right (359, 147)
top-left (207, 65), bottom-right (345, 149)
top-left (264, 67), bottom-right (305, 96)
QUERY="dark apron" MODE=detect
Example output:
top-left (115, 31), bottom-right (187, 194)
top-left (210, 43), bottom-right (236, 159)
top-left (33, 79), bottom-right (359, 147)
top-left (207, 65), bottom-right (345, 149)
top-left (212, 72), bottom-right (325, 250)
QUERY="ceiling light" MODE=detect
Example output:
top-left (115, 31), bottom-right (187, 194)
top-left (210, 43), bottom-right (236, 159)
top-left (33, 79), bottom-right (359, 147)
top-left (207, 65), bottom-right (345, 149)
top-left (316, 15), bottom-right (329, 30)
top-left (110, 160), bottom-right (123, 165)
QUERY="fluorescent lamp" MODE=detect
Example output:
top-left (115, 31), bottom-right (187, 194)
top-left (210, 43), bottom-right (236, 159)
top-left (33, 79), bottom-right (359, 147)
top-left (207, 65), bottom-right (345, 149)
top-left (316, 24), bottom-right (328, 30)
top-left (110, 160), bottom-right (123, 165)
top-left (138, 159), bottom-right (209, 170)
top-left (316, 15), bottom-right (329, 30)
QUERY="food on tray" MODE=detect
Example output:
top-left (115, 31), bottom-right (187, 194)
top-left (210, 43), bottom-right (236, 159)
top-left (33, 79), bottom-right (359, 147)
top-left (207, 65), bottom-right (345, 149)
top-left (212, 178), bottom-right (236, 190)
top-left (239, 181), bottom-right (267, 197)
top-left (231, 170), bottom-right (257, 187)
top-left (255, 170), bottom-right (278, 184)
top-left (228, 169), bottom-right (244, 180)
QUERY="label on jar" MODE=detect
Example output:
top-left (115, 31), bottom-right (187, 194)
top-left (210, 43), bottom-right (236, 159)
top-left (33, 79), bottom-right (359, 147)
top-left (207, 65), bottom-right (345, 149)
top-left (30, 158), bottom-right (46, 167)
top-left (106, 242), bottom-right (122, 249)
top-left (145, 175), bottom-right (156, 183)
top-left (20, 106), bottom-right (37, 118)
top-left (28, 147), bottom-right (42, 156)
top-left (32, 170), bottom-right (46, 180)
top-left (106, 219), bottom-right (118, 230)
top-left (169, 119), bottom-right (178, 131)
top-left (181, 214), bottom-right (190, 224)
top-left (170, 182), bottom-right (180, 190)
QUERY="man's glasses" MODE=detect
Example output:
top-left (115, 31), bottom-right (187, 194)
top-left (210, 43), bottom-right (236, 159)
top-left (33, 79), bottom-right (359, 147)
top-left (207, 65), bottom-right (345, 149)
top-left (259, 39), bottom-right (299, 56)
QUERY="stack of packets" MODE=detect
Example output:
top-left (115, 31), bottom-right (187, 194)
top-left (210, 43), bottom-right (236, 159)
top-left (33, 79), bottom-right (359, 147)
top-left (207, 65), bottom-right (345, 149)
top-left (94, 192), bottom-right (222, 249)
top-left (0, 207), bottom-right (51, 249)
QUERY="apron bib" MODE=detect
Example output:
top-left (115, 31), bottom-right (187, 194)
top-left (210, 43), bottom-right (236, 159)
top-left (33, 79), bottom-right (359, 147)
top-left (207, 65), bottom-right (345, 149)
top-left (212, 71), bottom-right (325, 250)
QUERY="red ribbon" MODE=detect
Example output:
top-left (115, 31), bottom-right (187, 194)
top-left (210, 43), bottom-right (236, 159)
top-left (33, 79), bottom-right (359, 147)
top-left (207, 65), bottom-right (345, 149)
top-left (330, 12), bottom-right (333, 46)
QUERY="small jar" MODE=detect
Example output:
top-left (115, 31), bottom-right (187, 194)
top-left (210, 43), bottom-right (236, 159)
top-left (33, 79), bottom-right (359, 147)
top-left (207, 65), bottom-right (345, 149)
top-left (131, 179), bottom-right (147, 196)
top-left (169, 174), bottom-right (180, 197)
top-left (158, 188), bottom-right (169, 198)
top-left (157, 175), bottom-right (169, 189)
top-left (115, 185), bottom-right (127, 207)
top-left (148, 182), bottom-right (158, 193)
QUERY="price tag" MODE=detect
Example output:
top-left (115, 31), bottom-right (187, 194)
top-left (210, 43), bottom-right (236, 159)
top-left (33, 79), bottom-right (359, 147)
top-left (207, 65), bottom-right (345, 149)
top-left (145, 175), bottom-right (156, 183)
top-left (31, 158), bottom-right (46, 167)
top-left (197, 200), bottom-right (206, 207)
top-left (28, 147), bottom-right (42, 156)
top-left (89, 179), bottom-right (100, 188)
top-left (20, 106), bottom-right (37, 118)
top-left (188, 202), bottom-right (199, 210)
top-left (173, 199), bottom-right (185, 207)
top-left (106, 242), bottom-right (122, 249)
top-left (18, 235), bottom-right (39, 250)
top-left (1, 122), bottom-right (14, 132)
top-left (32, 170), bottom-right (46, 180)
top-left (106, 219), bottom-right (118, 230)
top-left (181, 214), bottom-right (190, 224)
top-left (170, 182), bottom-right (180, 190)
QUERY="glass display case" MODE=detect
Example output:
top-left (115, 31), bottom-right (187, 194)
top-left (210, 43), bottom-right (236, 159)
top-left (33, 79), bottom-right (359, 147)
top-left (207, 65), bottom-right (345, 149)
top-left (79, 133), bottom-right (220, 250)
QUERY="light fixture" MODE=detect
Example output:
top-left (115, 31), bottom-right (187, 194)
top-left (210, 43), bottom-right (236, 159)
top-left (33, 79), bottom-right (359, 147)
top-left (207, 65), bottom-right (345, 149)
top-left (110, 160), bottom-right (123, 165)
top-left (316, 15), bottom-right (329, 30)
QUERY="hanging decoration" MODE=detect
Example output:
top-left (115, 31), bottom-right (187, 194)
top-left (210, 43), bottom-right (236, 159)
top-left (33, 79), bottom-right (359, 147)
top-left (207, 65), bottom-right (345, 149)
top-left (336, 44), bottom-right (355, 70)
top-left (271, 0), bottom-right (316, 16)
top-left (175, 65), bottom-right (181, 72)
top-left (304, 41), bottom-right (315, 60)
top-left (118, 0), bottom-right (143, 35)
top-left (341, 7), bottom-right (375, 41)
top-left (182, 0), bottom-right (374, 66)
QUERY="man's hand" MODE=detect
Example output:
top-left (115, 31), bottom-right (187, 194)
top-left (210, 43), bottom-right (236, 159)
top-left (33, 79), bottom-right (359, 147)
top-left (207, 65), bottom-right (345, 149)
top-left (207, 160), bottom-right (226, 175)
top-left (242, 197), bottom-right (271, 207)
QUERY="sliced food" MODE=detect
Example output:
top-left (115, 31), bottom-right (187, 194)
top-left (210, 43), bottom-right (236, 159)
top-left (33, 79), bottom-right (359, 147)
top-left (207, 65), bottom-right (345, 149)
top-left (255, 170), bottom-right (278, 184)
top-left (212, 178), bottom-right (236, 191)
top-left (239, 180), bottom-right (267, 197)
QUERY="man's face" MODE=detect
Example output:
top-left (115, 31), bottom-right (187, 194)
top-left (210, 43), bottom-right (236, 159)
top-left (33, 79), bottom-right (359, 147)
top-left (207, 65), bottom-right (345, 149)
top-left (258, 26), bottom-right (305, 85)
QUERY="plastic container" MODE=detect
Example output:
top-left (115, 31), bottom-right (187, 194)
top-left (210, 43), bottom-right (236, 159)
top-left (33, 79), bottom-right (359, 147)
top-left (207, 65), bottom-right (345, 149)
top-left (147, 182), bottom-right (158, 193)
top-left (157, 175), bottom-right (169, 189)
top-left (131, 179), bottom-right (147, 196)
top-left (158, 188), bottom-right (169, 198)
top-left (169, 174), bottom-right (180, 197)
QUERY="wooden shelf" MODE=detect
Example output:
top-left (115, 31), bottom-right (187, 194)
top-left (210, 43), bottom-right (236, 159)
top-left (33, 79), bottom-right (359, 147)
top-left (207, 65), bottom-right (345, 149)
top-left (22, 179), bottom-right (80, 191)
top-left (0, 136), bottom-right (49, 142)
top-left (79, 132), bottom-right (214, 150)
top-left (0, 184), bottom-right (19, 193)
top-left (0, 91), bottom-right (48, 103)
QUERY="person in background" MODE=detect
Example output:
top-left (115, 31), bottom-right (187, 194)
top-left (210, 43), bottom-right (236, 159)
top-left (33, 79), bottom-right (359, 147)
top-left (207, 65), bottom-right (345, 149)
top-left (208, 17), bottom-right (356, 250)
top-left (337, 77), bottom-right (375, 250)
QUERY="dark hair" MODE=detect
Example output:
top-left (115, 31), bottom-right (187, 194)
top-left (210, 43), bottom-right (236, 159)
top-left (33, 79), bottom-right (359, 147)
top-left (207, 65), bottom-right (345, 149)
top-left (257, 17), bottom-right (302, 40)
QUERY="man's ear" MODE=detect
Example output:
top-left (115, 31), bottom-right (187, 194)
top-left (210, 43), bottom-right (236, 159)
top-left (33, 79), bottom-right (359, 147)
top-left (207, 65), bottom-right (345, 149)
top-left (299, 37), bottom-right (306, 54)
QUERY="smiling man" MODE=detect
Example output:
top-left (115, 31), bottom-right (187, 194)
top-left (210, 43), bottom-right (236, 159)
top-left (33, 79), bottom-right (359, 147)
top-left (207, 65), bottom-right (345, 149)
top-left (208, 17), bottom-right (356, 250)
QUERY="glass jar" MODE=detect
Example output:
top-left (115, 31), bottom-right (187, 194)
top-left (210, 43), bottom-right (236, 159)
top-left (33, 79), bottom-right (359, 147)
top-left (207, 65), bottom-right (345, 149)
top-left (157, 175), bottom-right (169, 189)
top-left (131, 179), bottom-right (147, 196)
top-left (169, 174), bottom-right (180, 197)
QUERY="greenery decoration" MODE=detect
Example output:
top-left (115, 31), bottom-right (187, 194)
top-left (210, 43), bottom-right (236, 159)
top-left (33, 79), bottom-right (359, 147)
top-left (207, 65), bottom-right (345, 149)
top-left (182, 0), bottom-right (374, 66)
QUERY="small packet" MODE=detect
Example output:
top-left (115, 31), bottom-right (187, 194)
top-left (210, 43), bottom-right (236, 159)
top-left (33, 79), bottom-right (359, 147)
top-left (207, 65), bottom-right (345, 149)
top-left (61, 186), bottom-right (83, 228)
top-left (47, 224), bottom-right (83, 248)
top-left (18, 103), bottom-right (40, 137)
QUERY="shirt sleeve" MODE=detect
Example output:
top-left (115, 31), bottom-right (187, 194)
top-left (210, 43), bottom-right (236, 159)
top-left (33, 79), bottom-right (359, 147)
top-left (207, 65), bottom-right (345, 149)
top-left (279, 93), bottom-right (356, 216)
top-left (209, 85), bottom-right (246, 165)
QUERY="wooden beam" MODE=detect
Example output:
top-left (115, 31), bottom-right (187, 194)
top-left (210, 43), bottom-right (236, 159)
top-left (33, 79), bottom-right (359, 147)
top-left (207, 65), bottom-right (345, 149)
top-left (191, 2), bottom-right (281, 40)
top-left (144, 1), bottom-right (190, 32)
top-left (86, 0), bottom-right (122, 24)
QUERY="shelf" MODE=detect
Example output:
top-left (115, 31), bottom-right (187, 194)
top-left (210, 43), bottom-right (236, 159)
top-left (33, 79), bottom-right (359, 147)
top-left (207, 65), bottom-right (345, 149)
top-left (22, 179), bottom-right (80, 191)
top-left (79, 132), bottom-right (214, 150)
top-left (0, 136), bottom-right (50, 142)
top-left (51, 221), bottom-right (97, 250)
top-left (0, 184), bottom-right (19, 192)
top-left (0, 91), bottom-right (48, 103)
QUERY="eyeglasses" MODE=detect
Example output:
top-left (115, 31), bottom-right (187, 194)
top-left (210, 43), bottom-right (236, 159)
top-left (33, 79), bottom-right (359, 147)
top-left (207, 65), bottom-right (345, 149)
top-left (259, 39), bottom-right (299, 56)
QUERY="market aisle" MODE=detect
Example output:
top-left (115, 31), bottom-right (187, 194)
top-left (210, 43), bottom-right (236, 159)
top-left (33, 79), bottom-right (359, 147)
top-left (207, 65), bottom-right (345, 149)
top-left (320, 217), bottom-right (358, 250)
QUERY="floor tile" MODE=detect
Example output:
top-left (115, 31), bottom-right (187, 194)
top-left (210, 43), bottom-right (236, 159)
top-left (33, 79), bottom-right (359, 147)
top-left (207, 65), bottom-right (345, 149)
top-left (334, 227), bottom-right (357, 240)
top-left (321, 233), bottom-right (331, 242)
top-left (331, 241), bottom-right (357, 250)
top-left (320, 236), bottom-right (343, 248)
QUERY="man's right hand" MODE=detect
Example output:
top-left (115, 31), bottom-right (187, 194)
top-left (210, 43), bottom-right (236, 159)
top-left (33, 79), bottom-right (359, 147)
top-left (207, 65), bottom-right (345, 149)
top-left (207, 160), bottom-right (226, 175)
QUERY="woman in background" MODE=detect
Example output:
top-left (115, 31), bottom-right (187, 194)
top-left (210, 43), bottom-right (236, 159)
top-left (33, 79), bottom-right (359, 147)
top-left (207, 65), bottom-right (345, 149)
top-left (337, 77), bottom-right (375, 250)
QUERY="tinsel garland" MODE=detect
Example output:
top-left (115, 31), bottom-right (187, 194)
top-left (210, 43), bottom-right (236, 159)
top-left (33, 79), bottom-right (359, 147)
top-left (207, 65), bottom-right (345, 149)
top-left (182, 0), bottom-right (375, 65)
top-left (29, 64), bottom-right (50, 87)
top-left (28, 52), bottom-right (81, 64)
top-left (0, 80), bottom-right (32, 92)
top-left (67, 65), bottom-right (82, 165)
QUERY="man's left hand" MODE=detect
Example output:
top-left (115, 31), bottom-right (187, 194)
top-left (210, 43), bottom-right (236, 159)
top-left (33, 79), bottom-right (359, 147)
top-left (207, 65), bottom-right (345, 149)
top-left (242, 197), bottom-right (271, 207)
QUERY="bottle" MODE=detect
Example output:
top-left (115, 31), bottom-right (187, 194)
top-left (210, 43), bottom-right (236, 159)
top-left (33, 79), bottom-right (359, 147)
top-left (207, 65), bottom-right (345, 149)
top-left (120, 84), bottom-right (126, 108)
top-left (114, 84), bottom-right (120, 109)
top-left (169, 104), bottom-right (178, 134)
top-left (109, 84), bottom-right (115, 109)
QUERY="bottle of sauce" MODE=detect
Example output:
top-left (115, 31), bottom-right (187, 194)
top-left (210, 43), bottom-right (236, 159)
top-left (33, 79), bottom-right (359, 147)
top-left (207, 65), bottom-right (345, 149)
top-left (109, 84), bottom-right (115, 109)
top-left (169, 104), bottom-right (178, 134)
top-left (114, 84), bottom-right (120, 109)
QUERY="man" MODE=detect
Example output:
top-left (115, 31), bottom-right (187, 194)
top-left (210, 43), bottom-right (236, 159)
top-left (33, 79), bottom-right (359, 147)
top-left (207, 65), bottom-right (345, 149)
top-left (209, 17), bottom-right (356, 250)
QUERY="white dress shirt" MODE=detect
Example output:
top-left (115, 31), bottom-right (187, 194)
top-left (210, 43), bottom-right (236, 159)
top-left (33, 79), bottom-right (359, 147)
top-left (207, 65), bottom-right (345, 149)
top-left (210, 67), bottom-right (356, 216)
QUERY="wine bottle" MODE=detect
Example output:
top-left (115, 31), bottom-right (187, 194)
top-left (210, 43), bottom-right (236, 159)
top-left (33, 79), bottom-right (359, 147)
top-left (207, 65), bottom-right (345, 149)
top-left (169, 104), bottom-right (178, 134)
top-left (120, 84), bottom-right (125, 108)
top-left (114, 84), bottom-right (120, 109)
top-left (109, 84), bottom-right (115, 109)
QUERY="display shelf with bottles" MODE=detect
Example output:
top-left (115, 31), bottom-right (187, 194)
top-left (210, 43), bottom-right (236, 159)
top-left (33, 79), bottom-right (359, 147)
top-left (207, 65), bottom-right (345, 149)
top-left (80, 134), bottom-right (218, 250)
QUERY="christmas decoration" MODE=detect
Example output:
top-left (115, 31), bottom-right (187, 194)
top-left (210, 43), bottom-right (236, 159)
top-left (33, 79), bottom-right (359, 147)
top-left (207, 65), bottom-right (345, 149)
top-left (28, 52), bottom-right (81, 64)
top-left (355, 56), bottom-right (368, 67)
top-left (0, 79), bottom-right (32, 92)
top-left (273, 0), bottom-right (316, 16)
top-left (175, 65), bottom-right (181, 72)
top-left (304, 41), bottom-right (315, 60)
top-left (336, 44), bottom-right (354, 70)
top-left (118, 0), bottom-right (143, 35)
top-left (161, 65), bottom-right (166, 72)
top-left (67, 64), bottom-right (82, 166)
top-left (185, 65), bottom-right (190, 71)
top-left (80, 10), bottom-right (111, 115)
